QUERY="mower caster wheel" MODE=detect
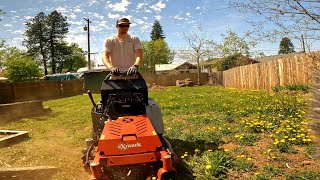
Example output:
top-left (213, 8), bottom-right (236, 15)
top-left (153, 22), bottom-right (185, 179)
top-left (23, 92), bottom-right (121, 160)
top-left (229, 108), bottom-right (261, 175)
top-left (160, 172), bottom-right (175, 180)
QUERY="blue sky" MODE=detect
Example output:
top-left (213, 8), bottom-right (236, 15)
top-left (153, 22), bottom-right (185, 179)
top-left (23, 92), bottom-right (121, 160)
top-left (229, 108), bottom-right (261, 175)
top-left (0, 0), bottom-right (311, 64)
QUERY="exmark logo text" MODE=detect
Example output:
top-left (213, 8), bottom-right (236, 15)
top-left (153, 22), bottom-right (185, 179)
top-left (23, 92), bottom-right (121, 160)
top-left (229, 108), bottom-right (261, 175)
top-left (118, 142), bottom-right (142, 150)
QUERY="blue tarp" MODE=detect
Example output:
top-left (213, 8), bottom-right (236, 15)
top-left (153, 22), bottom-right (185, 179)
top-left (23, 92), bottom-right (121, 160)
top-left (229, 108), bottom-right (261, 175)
top-left (44, 73), bottom-right (82, 81)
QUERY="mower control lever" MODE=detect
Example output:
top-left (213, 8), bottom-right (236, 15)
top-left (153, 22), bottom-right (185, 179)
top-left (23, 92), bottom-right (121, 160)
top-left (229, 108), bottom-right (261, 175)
top-left (87, 90), bottom-right (96, 107)
top-left (104, 70), bottom-right (143, 81)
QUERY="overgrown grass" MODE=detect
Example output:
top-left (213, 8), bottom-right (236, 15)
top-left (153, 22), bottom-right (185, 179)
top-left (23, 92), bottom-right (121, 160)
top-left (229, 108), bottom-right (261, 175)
top-left (0, 86), bottom-right (319, 179)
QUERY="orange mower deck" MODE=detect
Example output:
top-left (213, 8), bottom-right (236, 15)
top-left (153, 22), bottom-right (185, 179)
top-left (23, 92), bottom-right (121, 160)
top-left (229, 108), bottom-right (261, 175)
top-left (89, 115), bottom-right (176, 180)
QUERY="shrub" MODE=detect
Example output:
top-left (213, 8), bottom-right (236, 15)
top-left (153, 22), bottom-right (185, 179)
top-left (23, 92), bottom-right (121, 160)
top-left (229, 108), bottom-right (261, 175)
top-left (5, 56), bottom-right (42, 82)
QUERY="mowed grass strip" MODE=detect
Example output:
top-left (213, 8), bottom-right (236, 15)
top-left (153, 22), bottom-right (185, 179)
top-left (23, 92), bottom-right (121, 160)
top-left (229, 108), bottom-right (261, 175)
top-left (0, 86), bottom-right (319, 179)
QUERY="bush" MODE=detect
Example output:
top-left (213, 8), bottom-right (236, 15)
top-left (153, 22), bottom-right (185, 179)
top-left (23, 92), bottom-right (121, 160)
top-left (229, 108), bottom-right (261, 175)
top-left (5, 56), bottom-right (42, 82)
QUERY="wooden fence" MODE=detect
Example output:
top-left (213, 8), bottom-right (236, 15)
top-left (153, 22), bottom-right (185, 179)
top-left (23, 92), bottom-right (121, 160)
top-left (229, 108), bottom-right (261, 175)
top-left (0, 79), bottom-right (84, 104)
top-left (143, 73), bottom-right (209, 86)
top-left (223, 52), bottom-right (319, 91)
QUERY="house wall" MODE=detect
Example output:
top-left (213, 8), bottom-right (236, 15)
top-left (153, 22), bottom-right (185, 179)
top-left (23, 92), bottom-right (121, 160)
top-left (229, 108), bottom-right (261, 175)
top-left (223, 52), bottom-right (319, 91)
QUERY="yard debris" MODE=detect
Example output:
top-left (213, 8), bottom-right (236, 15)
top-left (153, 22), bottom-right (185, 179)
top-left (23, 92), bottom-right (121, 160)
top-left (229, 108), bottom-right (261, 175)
top-left (176, 78), bottom-right (193, 87)
top-left (149, 83), bottom-right (166, 91)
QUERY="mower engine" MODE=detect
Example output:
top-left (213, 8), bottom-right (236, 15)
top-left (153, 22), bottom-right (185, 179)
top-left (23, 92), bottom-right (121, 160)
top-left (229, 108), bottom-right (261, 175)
top-left (82, 72), bottom-right (177, 180)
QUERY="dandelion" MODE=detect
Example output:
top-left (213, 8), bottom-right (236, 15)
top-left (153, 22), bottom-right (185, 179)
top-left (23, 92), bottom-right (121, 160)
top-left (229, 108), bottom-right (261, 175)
top-left (180, 156), bottom-right (185, 159)
top-left (280, 139), bottom-right (285, 143)
top-left (240, 154), bottom-right (245, 158)
top-left (247, 157), bottom-right (252, 161)
top-left (224, 149), bottom-right (229, 152)
top-left (194, 149), bottom-right (199, 153)
top-left (255, 172), bottom-right (260, 175)
top-left (206, 165), bottom-right (212, 169)
top-left (267, 149), bottom-right (272, 152)
top-left (208, 149), bottom-right (213, 152)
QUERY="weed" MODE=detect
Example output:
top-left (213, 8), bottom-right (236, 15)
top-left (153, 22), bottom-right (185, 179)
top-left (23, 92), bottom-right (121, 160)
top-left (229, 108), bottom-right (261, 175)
top-left (185, 150), bottom-right (233, 179)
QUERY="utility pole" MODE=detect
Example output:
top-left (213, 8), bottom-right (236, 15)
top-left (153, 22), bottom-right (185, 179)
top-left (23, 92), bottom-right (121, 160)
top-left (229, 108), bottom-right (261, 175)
top-left (83, 18), bottom-right (91, 70)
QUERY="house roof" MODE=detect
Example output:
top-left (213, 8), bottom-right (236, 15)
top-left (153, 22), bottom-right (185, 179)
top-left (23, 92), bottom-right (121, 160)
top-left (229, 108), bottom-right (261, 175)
top-left (155, 64), bottom-right (180, 71)
top-left (256, 52), bottom-right (302, 63)
top-left (155, 62), bottom-right (197, 71)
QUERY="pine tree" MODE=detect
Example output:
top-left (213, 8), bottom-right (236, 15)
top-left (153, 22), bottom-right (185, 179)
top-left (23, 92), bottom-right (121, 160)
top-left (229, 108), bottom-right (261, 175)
top-left (150, 20), bottom-right (165, 41)
top-left (23, 12), bottom-right (49, 75)
top-left (47, 10), bottom-right (69, 74)
top-left (278, 37), bottom-right (295, 54)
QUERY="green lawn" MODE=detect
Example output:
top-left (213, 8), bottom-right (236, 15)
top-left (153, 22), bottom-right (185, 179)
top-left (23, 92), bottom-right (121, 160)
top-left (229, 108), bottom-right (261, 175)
top-left (0, 86), bottom-right (319, 180)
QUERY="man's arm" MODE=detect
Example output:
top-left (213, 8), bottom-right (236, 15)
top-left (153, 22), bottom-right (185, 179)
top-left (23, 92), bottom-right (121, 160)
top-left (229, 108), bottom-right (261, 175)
top-left (134, 49), bottom-right (143, 66)
top-left (102, 51), bottom-right (113, 69)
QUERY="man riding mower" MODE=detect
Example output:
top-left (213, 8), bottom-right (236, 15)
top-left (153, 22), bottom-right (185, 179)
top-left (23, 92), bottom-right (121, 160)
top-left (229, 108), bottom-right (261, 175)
top-left (82, 70), bottom-right (178, 180)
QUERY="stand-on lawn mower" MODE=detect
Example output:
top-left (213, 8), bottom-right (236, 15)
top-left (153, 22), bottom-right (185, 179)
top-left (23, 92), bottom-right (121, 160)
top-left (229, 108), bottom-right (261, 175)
top-left (82, 71), bottom-right (178, 180)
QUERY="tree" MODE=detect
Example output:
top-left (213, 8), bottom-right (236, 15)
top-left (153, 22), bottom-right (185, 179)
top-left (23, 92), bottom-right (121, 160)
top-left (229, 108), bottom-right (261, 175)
top-left (23, 10), bottom-right (70, 75)
top-left (215, 30), bottom-right (256, 57)
top-left (4, 48), bottom-right (41, 82)
top-left (231, 0), bottom-right (320, 49)
top-left (56, 43), bottom-right (87, 72)
top-left (141, 39), bottom-right (174, 73)
top-left (23, 12), bottom-right (49, 75)
top-left (278, 37), bottom-right (295, 54)
top-left (150, 20), bottom-right (165, 41)
top-left (47, 10), bottom-right (69, 74)
top-left (181, 27), bottom-right (214, 85)
top-left (218, 53), bottom-right (253, 71)
top-left (0, 9), bottom-right (5, 21)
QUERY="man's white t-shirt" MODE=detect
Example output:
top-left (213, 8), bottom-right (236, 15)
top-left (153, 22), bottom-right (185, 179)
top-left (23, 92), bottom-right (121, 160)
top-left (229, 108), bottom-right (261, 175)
top-left (103, 34), bottom-right (142, 69)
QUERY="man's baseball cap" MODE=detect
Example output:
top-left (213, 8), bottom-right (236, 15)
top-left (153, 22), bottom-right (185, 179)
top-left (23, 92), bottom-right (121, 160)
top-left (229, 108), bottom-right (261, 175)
top-left (116, 17), bottom-right (131, 25)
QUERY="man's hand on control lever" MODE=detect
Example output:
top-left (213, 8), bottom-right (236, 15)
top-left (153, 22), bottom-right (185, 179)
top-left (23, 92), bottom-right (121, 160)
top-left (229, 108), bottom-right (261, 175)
top-left (111, 67), bottom-right (120, 76)
top-left (127, 65), bottom-right (139, 76)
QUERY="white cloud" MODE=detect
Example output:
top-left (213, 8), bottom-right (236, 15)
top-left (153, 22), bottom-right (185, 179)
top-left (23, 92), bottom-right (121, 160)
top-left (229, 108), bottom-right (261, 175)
top-left (196, 6), bottom-right (201, 10)
top-left (173, 15), bottom-right (184, 20)
top-left (56, 7), bottom-right (67, 13)
top-left (143, 17), bottom-right (148, 20)
top-left (93, 13), bottom-right (104, 20)
top-left (68, 21), bottom-right (83, 25)
top-left (186, 13), bottom-right (191, 16)
top-left (107, 13), bottom-right (120, 19)
top-left (65, 34), bottom-right (87, 48)
top-left (135, 19), bottom-right (144, 25)
top-left (24, 16), bottom-right (33, 20)
top-left (69, 13), bottom-right (76, 19)
top-left (12, 37), bottom-right (23, 41)
top-left (9, 11), bottom-right (17, 13)
top-left (88, 0), bottom-right (99, 6)
top-left (13, 30), bottom-right (23, 34)
top-left (74, 6), bottom-right (82, 12)
top-left (4, 24), bottom-right (12, 27)
top-left (155, 15), bottom-right (161, 20)
top-left (107, 0), bottom-right (131, 12)
top-left (150, 1), bottom-right (166, 12)
top-left (137, 3), bottom-right (145, 9)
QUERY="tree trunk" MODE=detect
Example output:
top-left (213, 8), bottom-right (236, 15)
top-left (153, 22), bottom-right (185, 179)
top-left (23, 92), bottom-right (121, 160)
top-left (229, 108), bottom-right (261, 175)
top-left (40, 46), bottom-right (47, 75)
top-left (197, 59), bottom-right (201, 86)
top-left (50, 34), bottom-right (55, 74)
